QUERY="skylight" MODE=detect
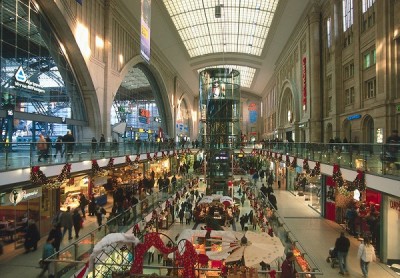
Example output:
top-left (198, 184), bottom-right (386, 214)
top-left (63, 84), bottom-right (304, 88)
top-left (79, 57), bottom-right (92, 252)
top-left (163, 0), bottom-right (279, 58)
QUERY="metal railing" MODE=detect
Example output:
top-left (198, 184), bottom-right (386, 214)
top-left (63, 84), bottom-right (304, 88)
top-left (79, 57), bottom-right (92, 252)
top-left (254, 188), bottom-right (323, 277)
top-left (0, 140), bottom-right (179, 171)
top-left (1, 141), bottom-right (400, 179)
top-left (45, 179), bottom-right (186, 278)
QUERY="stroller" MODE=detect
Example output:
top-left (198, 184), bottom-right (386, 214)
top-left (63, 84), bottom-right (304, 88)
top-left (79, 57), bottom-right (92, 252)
top-left (326, 247), bottom-right (338, 268)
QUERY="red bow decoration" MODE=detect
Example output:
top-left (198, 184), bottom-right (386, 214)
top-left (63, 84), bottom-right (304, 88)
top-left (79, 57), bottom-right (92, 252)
top-left (175, 240), bottom-right (198, 278)
top-left (153, 152), bottom-right (158, 159)
top-left (125, 155), bottom-right (132, 164)
top-left (356, 169), bottom-right (363, 180)
top-left (146, 152), bottom-right (152, 161)
top-left (269, 269), bottom-right (277, 278)
top-left (130, 232), bottom-right (177, 275)
top-left (162, 151), bottom-right (166, 158)
top-left (32, 166), bottom-right (40, 173)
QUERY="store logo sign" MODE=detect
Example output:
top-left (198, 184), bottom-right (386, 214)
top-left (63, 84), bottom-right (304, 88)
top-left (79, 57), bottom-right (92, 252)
top-left (15, 66), bottom-right (27, 82)
top-left (14, 66), bottom-right (45, 94)
top-left (390, 199), bottom-right (400, 211)
top-left (6, 187), bottom-right (42, 206)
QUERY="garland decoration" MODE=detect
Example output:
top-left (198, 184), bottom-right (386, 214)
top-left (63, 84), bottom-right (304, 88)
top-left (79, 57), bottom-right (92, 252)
top-left (310, 161), bottom-right (321, 177)
top-left (30, 166), bottom-right (48, 185)
top-left (91, 159), bottom-right (102, 175)
top-left (56, 163), bottom-right (72, 182)
top-left (332, 164), bottom-right (366, 192)
top-left (30, 163), bottom-right (72, 188)
top-left (134, 154), bottom-right (140, 163)
top-left (106, 157), bottom-right (114, 169)
top-left (332, 164), bottom-right (344, 188)
top-left (303, 159), bottom-right (310, 174)
top-left (346, 169), bottom-right (366, 192)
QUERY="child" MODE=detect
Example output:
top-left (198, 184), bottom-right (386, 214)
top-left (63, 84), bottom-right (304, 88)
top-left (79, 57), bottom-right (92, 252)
top-left (39, 238), bottom-right (55, 277)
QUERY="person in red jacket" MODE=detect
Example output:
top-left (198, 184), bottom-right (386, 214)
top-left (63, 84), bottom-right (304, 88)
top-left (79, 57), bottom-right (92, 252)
top-left (281, 251), bottom-right (298, 278)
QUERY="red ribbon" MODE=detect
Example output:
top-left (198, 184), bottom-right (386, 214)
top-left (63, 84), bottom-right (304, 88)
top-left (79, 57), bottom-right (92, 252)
top-left (175, 240), bottom-right (198, 278)
top-left (269, 269), bottom-right (277, 278)
top-left (130, 233), bottom-right (177, 274)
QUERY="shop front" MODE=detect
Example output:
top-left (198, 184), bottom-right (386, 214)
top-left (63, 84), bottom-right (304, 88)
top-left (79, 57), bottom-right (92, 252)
top-left (0, 185), bottom-right (52, 248)
top-left (382, 195), bottom-right (400, 268)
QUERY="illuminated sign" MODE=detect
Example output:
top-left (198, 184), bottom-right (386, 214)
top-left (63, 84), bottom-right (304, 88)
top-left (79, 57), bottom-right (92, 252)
top-left (3, 187), bottom-right (42, 206)
top-left (14, 66), bottom-right (45, 94)
top-left (347, 114), bottom-right (361, 121)
top-left (140, 0), bottom-right (151, 62)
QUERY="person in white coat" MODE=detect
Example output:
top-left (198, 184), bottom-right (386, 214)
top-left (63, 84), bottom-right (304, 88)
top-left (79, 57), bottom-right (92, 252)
top-left (357, 236), bottom-right (376, 277)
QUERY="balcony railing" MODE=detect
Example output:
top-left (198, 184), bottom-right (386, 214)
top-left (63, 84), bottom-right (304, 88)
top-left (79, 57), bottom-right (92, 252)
top-left (256, 142), bottom-right (400, 178)
top-left (0, 141), bottom-right (399, 178)
top-left (0, 140), bottom-right (178, 172)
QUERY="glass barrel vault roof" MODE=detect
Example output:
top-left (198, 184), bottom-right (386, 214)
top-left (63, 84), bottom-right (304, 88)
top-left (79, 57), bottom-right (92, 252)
top-left (163, 0), bottom-right (279, 58)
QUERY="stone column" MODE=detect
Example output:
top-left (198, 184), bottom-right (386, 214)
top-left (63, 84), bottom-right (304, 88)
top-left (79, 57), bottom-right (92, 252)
top-left (308, 3), bottom-right (323, 142)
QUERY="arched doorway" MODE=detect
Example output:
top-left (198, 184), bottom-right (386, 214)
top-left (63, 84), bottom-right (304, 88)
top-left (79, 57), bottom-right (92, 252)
top-left (363, 115), bottom-right (374, 143)
top-left (280, 88), bottom-right (294, 141)
top-left (111, 64), bottom-right (168, 142)
top-left (342, 119), bottom-right (351, 142)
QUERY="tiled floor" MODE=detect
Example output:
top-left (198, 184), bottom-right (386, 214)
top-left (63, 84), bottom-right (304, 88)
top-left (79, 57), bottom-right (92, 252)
top-left (0, 177), bottom-right (398, 277)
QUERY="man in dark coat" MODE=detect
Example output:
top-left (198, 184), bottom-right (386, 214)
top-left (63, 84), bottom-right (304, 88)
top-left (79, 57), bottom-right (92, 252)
top-left (268, 193), bottom-right (278, 210)
top-left (335, 232), bottom-right (350, 275)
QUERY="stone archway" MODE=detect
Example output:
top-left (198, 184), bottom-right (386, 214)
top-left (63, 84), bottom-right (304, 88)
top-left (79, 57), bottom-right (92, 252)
top-left (362, 115), bottom-right (374, 144)
top-left (342, 119), bottom-right (351, 142)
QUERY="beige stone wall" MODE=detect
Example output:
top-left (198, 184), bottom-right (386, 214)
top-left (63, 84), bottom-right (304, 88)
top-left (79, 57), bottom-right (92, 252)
top-left (262, 0), bottom-right (399, 144)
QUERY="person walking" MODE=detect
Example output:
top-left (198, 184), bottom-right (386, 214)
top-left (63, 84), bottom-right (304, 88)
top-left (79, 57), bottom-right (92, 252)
top-left (54, 136), bottom-right (63, 159)
top-left (96, 205), bottom-right (107, 230)
top-left (62, 130), bottom-right (75, 160)
top-left (47, 223), bottom-right (62, 252)
top-left (38, 237), bottom-right (55, 278)
top-left (24, 220), bottom-right (40, 253)
top-left (91, 137), bottom-right (98, 153)
top-left (79, 193), bottom-right (88, 218)
top-left (335, 232), bottom-right (350, 275)
top-left (88, 195), bottom-right (97, 216)
top-left (99, 134), bottom-right (106, 152)
top-left (59, 206), bottom-right (73, 240)
top-left (37, 134), bottom-right (48, 162)
top-left (72, 209), bottom-right (83, 238)
top-left (281, 251), bottom-right (298, 278)
top-left (357, 236), bottom-right (376, 278)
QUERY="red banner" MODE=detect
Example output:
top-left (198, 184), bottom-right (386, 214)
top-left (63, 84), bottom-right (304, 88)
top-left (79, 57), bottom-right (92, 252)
top-left (302, 57), bottom-right (307, 110)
